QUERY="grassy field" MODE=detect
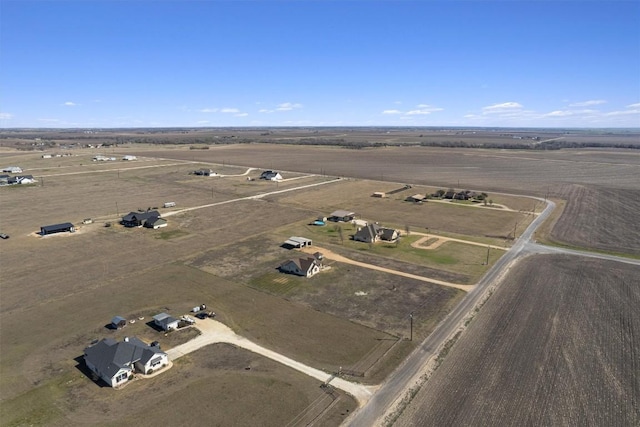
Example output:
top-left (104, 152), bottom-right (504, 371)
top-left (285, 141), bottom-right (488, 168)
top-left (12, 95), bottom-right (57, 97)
top-left (394, 254), bottom-right (640, 427)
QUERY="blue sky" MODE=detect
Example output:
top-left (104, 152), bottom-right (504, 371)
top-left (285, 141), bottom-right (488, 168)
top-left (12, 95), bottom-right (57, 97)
top-left (1, 1), bottom-right (639, 128)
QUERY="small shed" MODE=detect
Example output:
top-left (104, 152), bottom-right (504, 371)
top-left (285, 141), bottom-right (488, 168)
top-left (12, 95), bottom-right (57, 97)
top-left (40, 222), bottom-right (75, 235)
top-left (152, 313), bottom-right (179, 331)
top-left (111, 316), bottom-right (127, 329)
top-left (372, 192), bottom-right (386, 198)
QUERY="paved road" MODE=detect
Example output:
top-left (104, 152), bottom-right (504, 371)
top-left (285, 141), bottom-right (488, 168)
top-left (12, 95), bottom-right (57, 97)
top-left (347, 195), bottom-right (640, 426)
top-left (346, 196), bottom-right (556, 427)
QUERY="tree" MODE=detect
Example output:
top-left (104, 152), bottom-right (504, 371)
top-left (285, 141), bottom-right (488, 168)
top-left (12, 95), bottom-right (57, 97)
top-left (489, 199), bottom-right (494, 206)
top-left (337, 225), bottom-right (344, 245)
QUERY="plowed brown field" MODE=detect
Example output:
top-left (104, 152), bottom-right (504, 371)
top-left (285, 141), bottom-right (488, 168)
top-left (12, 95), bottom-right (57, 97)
top-left (551, 185), bottom-right (640, 255)
top-left (395, 254), bottom-right (640, 427)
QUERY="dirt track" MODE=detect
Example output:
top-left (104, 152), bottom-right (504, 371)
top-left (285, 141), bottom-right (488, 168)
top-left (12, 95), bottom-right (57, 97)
top-left (299, 246), bottom-right (474, 292)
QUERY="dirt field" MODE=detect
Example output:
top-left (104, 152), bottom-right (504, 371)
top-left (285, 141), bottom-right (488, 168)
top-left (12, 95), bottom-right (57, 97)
top-left (1, 139), bottom-right (638, 426)
top-left (120, 144), bottom-right (640, 194)
top-left (394, 254), bottom-right (640, 427)
top-left (550, 185), bottom-right (640, 255)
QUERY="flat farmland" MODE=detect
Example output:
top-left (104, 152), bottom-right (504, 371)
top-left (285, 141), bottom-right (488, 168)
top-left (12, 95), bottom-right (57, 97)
top-left (394, 254), bottom-right (640, 427)
top-left (125, 144), bottom-right (640, 194)
top-left (271, 179), bottom-right (534, 240)
top-left (550, 185), bottom-right (640, 256)
top-left (187, 233), bottom-right (466, 340)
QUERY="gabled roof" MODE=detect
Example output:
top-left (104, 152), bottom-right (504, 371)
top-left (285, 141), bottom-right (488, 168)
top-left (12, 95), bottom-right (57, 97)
top-left (145, 217), bottom-right (167, 226)
top-left (280, 257), bottom-right (318, 275)
top-left (84, 337), bottom-right (166, 379)
top-left (354, 224), bottom-right (380, 242)
top-left (122, 211), bottom-right (160, 222)
top-left (153, 312), bottom-right (179, 328)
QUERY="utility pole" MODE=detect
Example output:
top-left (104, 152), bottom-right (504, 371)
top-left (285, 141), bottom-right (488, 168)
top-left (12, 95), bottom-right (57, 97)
top-left (409, 312), bottom-right (414, 341)
top-left (116, 201), bottom-right (119, 217)
top-left (513, 221), bottom-right (518, 240)
top-left (485, 245), bottom-right (490, 265)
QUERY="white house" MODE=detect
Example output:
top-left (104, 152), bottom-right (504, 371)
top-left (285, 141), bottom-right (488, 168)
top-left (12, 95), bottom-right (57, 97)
top-left (83, 337), bottom-right (169, 387)
top-left (279, 257), bottom-right (321, 278)
top-left (122, 155), bottom-right (137, 161)
top-left (260, 170), bottom-right (283, 181)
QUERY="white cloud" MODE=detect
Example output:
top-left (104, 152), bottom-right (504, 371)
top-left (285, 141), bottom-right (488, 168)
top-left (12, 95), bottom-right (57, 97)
top-left (627, 102), bottom-right (640, 108)
top-left (220, 108), bottom-right (240, 113)
top-left (383, 104), bottom-right (443, 116)
top-left (604, 108), bottom-right (640, 117)
top-left (199, 108), bottom-right (218, 113)
top-left (259, 109), bottom-right (274, 113)
top-left (482, 102), bottom-right (523, 113)
top-left (569, 100), bottom-right (607, 107)
top-left (62, 101), bottom-right (78, 106)
top-left (406, 105), bottom-right (444, 115)
top-left (0, 112), bottom-right (14, 120)
top-left (544, 110), bottom-right (573, 117)
top-left (276, 102), bottom-right (302, 111)
top-left (235, 112), bottom-right (249, 117)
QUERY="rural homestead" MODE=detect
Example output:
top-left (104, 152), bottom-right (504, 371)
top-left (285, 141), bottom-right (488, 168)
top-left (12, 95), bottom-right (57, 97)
top-left (83, 337), bottom-right (169, 388)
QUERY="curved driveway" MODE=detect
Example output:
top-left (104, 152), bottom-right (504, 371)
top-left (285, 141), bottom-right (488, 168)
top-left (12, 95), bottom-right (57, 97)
top-left (166, 318), bottom-right (377, 405)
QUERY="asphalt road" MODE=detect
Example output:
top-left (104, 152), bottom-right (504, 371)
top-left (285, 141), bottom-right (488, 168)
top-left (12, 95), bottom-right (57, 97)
top-left (346, 197), bottom-right (556, 427)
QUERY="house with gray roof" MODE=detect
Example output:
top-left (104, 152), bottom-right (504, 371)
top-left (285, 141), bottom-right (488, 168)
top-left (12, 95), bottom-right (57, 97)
top-left (121, 210), bottom-right (161, 228)
top-left (279, 256), bottom-right (321, 278)
top-left (83, 337), bottom-right (168, 387)
top-left (353, 223), bottom-right (399, 244)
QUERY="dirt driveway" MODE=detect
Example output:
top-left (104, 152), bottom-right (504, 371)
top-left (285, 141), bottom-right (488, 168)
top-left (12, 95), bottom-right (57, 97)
top-left (166, 319), bottom-right (377, 405)
top-left (299, 246), bottom-right (474, 292)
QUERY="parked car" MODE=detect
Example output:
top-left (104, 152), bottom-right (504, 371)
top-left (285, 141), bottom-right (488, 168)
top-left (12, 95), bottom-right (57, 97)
top-left (0, 233), bottom-right (9, 239)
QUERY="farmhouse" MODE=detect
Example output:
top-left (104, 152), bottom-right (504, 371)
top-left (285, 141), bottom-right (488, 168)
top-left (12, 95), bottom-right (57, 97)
top-left (283, 236), bottom-right (312, 248)
top-left (8, 175), bottom-right (36, 185)
top-left (193, 168), bottom-right (216, 176)
top-left (152, 313), bottom-right (179, 331)
top-left (353, 223), bottom-right (399, 244)
top-left (260, 170), bottom-right (283, 181)
top-left (40, 222), bottom-right (75, 235)
top-left (121, 211), bottom-right (161, 228)
top-left (328, 210), bottom-right (356, 222)
top-left (83, 337), bottom-right (169, 388)
top-left (279, 256), bottom-right (321, 278)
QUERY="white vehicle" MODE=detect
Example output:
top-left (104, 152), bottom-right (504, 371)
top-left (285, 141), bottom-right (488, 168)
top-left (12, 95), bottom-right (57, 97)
top-left (163, 202), bottom-right (176, 208)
